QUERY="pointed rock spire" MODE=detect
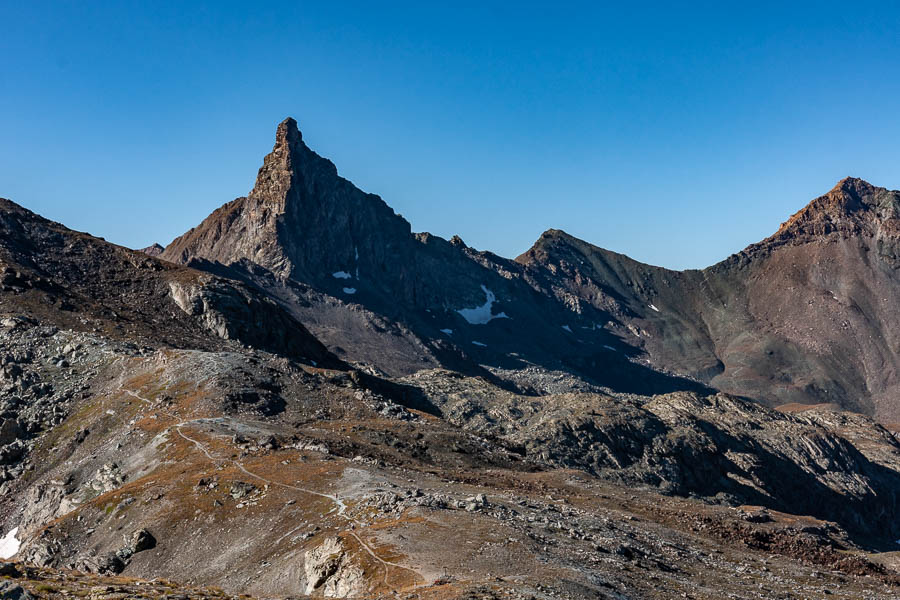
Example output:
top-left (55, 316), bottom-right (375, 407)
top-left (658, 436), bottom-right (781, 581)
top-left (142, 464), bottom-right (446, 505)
top-left (163, 117), bottom-right (413, 286)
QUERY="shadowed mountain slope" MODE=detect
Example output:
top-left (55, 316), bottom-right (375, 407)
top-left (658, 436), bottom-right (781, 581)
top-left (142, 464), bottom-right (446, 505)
top-left (162, 118), bottom-right (707, 395)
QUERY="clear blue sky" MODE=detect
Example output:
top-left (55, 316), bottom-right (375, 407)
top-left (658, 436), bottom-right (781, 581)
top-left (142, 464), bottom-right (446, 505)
top-left (2, 2), bottom-right (899, 269)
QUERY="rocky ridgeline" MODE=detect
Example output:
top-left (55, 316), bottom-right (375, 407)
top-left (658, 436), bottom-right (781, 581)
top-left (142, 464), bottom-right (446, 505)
top-left (156, 119), bottom-right (900, 422)
top-left (403, 369), bottom-right (900, 541)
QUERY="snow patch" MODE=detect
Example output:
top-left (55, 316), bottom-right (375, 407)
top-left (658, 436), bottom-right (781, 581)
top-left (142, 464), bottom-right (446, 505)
top-left (332, 271), bottom-right (352, 279)
top-left (457, 285), bottom-right (509, 325)
top-left (342, 288), bottom-right (357, 295)
top-left (561, 325), bottom-right (572, 333)
top-left (0, 527), bottom-right (20, 559)
top-left (471, 341), bottom-right (487, 347)
top-left (649, 304), bottom-right (660, 312)
top-left (603, 345), bottom-right (617, 352)
top-left (440, 329), bottom-right (453, 335)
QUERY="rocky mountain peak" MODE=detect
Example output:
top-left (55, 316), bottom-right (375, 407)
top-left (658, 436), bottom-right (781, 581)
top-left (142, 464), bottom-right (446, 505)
top-left (830, 175), bottom-right (877, 199)
top-left (517, 228), bottom-right (606, 267)
top-left (813, 176), bottom-right (878, 218)
top-left (251, 117), bottom-right (305, 201)
top-left (768, 177), bottom-right (899, 243)
top-left (537, 228), bottom-right (571, 242)
top-left (139, 243), bottom-right (164, 257)
top-left (163, 117), bottom-right (412, 288)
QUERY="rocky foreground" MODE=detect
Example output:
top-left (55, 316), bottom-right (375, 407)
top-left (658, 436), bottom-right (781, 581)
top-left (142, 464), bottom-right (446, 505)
top-left (0, 318), bottom-right (897, 599)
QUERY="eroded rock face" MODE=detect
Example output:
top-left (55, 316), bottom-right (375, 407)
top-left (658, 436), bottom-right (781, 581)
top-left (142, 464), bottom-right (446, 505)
top-left (19, 484), bottom-right (73, 538)
top-left (168, 278), bottom-right (339, 366)
top-left (303, 537), bottom-right (365, 598)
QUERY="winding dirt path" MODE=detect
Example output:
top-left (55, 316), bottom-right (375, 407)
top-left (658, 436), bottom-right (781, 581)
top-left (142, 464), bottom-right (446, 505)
top-left (119, 381), bottom-right (417, 591)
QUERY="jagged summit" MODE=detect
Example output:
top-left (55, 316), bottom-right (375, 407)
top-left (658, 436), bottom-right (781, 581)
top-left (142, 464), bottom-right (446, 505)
top-left (536, 228), bottom-right (572, 242)
top-left (163, 117), bottom-right (410, 283)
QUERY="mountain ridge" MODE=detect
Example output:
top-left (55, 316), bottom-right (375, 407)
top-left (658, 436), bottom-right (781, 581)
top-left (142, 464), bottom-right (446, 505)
top-left (156, 117), bottom-right (900, 420)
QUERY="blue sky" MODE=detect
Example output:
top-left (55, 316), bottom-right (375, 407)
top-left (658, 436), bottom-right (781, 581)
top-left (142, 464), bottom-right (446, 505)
top-left (2, 2), bottom-right (899, 269)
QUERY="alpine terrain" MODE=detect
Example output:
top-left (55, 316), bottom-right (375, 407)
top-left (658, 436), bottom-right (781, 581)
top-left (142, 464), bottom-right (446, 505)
top-left (1, 118), bottom-right (900, 599)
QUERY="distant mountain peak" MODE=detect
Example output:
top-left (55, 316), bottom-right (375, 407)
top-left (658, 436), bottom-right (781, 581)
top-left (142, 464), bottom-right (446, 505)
top-left (822, 176), bottom-right (878, 213)
top-left (770, 177), bottom-right (898, 242)
top-left (139, 243), bottom-right (164, 257)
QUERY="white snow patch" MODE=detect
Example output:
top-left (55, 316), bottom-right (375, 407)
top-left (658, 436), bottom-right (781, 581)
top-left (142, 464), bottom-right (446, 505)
top-left (649, 304), bottom-right (660, 312)
top-left (332, 271), bottom-right (352, 279)
top-left (471, 341), bottom-right (487, 347)
top-left (603, 345), bottom-right (617, 352)
top-left (561, 325), bottom-right (572, 333)
top-left (0, 527), bottom-right (20, 559)
top-left (343, 287), bottom-right (357, 295)
top-left (457, 285), bottom-right (509, 325)
top-left (440, 329), bottom-right (453, 335)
